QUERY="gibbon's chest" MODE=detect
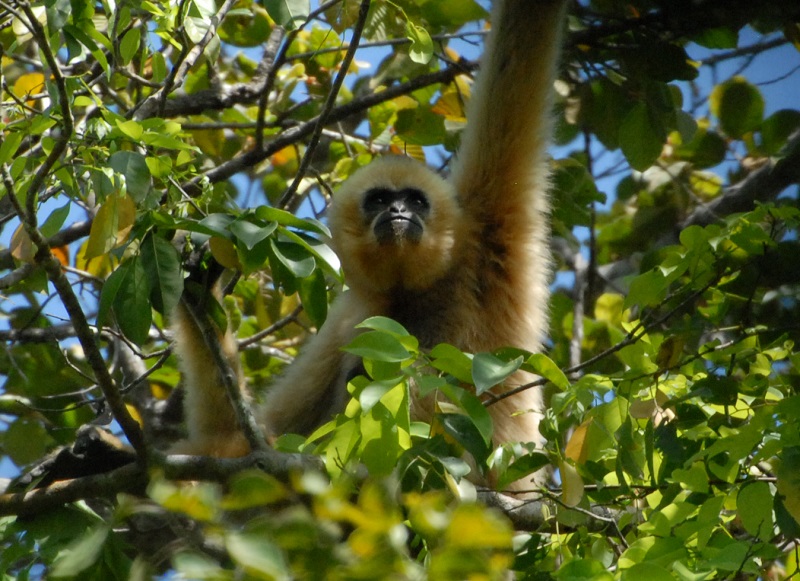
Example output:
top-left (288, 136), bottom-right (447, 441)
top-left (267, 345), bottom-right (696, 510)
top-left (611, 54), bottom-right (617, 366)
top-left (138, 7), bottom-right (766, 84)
top-left (384, 276), bottom-right (468, 349)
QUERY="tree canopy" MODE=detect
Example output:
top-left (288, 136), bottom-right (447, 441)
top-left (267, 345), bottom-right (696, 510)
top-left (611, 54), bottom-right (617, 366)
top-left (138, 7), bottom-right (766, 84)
top-left (1, 0), bottom-right (800, 578)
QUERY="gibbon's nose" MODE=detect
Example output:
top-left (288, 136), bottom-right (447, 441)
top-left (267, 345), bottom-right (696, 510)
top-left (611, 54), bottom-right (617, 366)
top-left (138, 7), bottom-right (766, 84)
top-left (389, 200), bottom-right (407, 215)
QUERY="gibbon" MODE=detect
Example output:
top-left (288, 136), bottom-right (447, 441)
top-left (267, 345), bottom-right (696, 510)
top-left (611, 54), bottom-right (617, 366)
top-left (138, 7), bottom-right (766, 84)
top-left (173, 0), bottom-right (568, 488)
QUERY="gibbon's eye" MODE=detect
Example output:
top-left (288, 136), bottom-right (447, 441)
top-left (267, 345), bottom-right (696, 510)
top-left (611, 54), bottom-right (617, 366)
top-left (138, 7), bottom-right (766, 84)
top-left (362, 188), bottom-right (392, 214)
top-left (403, 188), bottom-right (430, 213)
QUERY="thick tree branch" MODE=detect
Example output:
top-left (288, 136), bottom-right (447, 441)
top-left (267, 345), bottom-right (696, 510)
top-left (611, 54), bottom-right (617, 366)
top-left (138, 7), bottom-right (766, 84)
top-left (132, 0), bottom-right (237, 120)
top-left (682, 129), bottom-right (800, 229)
top-left (191, 65), bottom-right (466, 191)
top-left (0, 450), bottom-right (323, 517)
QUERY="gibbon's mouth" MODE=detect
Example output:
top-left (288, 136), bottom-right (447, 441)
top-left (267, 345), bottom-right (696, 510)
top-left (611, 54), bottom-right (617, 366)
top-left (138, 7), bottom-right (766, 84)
top-left (375, 216), bottom-right (423, 244)
top-left (377, 215), bottom-right (417, 227)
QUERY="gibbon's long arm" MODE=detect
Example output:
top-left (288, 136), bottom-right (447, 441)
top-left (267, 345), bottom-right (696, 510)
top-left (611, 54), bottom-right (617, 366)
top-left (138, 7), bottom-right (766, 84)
top-left (449, 0), bottom-right (565, 356)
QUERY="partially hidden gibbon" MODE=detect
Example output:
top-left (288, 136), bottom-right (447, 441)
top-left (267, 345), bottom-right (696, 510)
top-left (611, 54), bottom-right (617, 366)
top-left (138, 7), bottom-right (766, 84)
top-left (172, 0), bottom-right (568, 489)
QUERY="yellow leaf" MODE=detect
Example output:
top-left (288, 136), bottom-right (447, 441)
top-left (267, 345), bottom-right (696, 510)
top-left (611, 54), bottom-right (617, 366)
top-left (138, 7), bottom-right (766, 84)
top-left (149, 382), bottom-right (171, 400)
top-left (51, 245), bottom-right (70, 266)
top-left (594, 293), bottom-right (625, 326)
top-left (431, 86), bottom-right (467, 122)
top-left (270, 146), bottom-right (298, 168)
top-left (191, 128), bottom-right (226, 157)
top-left (565, 419), bottom-right (590, 463)
top-left (76, 239), bottom-right (119, 277)
top-left (388, 137), bottom-right (425, 162)
top-left (445, 503), bottom-right (513, 550)
top-left (126, 403), bottom-right (143, 427)
top-left (84, 194), bottom-right (136, 260)
top-left (559, 460), bottom-right (585, 507)
top-left (12, 72), bottom-right (46, 106)
top-left (209, 236), bottom-right (242, 270)
top-left (10, 224), bottom-right (35, 263)
top-left (656, 335), bottom-right (686, 370)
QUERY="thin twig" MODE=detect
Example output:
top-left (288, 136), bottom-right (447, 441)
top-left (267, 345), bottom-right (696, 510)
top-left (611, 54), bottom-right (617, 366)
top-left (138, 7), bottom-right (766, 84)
top-left (277, 0), bottom-right (372, 209)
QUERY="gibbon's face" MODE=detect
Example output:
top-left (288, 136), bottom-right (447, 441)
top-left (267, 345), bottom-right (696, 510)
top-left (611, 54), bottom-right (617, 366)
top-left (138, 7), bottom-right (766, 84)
top-left (361, 186), bottom-right (430, 246)
top-left (328, 156), bottom-right (462, 294)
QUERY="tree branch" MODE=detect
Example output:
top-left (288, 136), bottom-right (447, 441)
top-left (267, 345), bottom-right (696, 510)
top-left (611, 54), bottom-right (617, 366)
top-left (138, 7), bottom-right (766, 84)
top-left (0, 450), bottom-right (323, 517)
top-left (682, 129), bottom-right (800, 229)
top-left (191, 65), bottom-right (466, 191)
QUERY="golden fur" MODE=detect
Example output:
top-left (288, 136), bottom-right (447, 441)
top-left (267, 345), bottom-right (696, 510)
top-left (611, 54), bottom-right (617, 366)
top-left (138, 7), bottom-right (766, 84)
top-left (173, 0), bottom-right (567, 489)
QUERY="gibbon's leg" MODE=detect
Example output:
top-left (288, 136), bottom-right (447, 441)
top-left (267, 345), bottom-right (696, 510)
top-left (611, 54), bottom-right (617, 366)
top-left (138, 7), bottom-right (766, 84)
top-left (170, 298), bottom-right (251, 457)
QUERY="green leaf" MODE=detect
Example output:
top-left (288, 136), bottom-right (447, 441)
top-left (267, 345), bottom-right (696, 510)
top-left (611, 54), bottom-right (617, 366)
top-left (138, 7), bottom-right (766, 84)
top-left (99, 257), bottom-right (152, 345)
top-left (150, 51), bottom-right (167, 83)
top-left (692, 26), bottom-right (738, 49)
top-left (624, 268), bottom-right (668, 309)
top-left (51, 525), bottom-right (109, 578)
top-left (440, 413), bottom-right (491, 471)
top-left (63, 23), bottom-right (109, 75)
top-left (359, 377), bottom-right (404, 413)
top-left (760, 109), bottom-right (800, 155)
top-left (229, 217), bottom-right (277, 250)
top-left (356, 316), bottom-right (410, 336)
top-left (262, 0), bottom-right (309, 29)
top-left (255, 205), bottom-right (329, 236)
top-left (116, 119), bottom-right (144, 140)
top-left (674, 125), bottom-right (727, 168)
top-left (497, 452), bottom-right (549, 490)
top-left (430, 343), bottom-right (473, 384)
top-left (622, 42), bottom-right (698, 82)
top-left (222, 471), bottom-right (287, 510)
top-left (395, 107), bottom-right (447, 146)
top-left (197, 213), bottom-right (235, 238)
top-left (3, 418), bottom-right (52, 465)
top-left (109, 150), bottom-right (152, 203)
top-left (525, 353), bottom-right (570, 391)
top-left (737, 481), bottom-right (775, 539)
top-left (0, 130), bottom-right (24, 165)
top-left (225, 531), bottom-right (290, 579)
top-left (471, 352), bottom-right (523, 395)
top-left (418, 0), bottom-right (487, 28)
top-left (710, 77), bottom-right (764, 138)
top-left (405, 20), bottom-right (433, 64)
top-left (140, 233), bottom-right (183, 315)
top-left (619, 102), bottom-right (665, 170)
top-left (270, 240), bottom-right (315, 278)
top-left (441, 384), bottom-right (493, 446)
top-left (298, 269), bottom-right (327, 328)
top-left (39, 201), bottom-right (72, 238)
top-left (620, 563), bottom-right (673, 581)
top-left (672, 462), bottom-right (709, 494)
top-left (344, 331), bottom-right (412, 362)
top-left (554, 558), bottom-right (614, 580)
top-left (119, 28), bottom-right (140, 65)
